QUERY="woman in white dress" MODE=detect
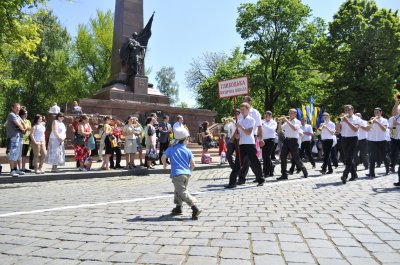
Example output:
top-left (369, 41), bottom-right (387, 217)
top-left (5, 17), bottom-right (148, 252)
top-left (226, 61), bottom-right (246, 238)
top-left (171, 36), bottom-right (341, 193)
top-left (47, 113), bottom-right (66, 172)
top-left (122, 116), bottom-right (137, 169)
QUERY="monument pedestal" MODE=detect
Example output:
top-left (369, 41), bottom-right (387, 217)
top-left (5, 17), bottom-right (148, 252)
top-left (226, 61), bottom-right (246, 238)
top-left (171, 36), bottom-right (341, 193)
top-left (91, 81), bottom-right (170, 105)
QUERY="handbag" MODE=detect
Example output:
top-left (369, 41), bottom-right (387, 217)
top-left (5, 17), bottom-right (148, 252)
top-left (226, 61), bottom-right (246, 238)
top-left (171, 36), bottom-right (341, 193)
top-left (145, 149), bottom-right (159, 162)
top-left (72, 133), bottom-right (85, 146)
top-left (109, 135), bottom-right (118, 148)
top-left (86, 134), bottom-right (96, 150)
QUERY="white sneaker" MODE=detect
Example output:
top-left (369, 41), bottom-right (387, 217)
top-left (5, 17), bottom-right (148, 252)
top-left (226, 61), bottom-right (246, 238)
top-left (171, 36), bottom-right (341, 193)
top-left (16, 170), bottom-right (25, 175)
top-left (10, 170), bottom-right (18, 177)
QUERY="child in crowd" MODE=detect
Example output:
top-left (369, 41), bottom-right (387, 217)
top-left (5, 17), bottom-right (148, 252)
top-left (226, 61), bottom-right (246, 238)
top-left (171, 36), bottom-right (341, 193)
top-left (30, 114), bottom-right (47, 174)
top-left (161, 127), bottom-right (202, 220)
top-left (219, 133), bottom-right (227, 164)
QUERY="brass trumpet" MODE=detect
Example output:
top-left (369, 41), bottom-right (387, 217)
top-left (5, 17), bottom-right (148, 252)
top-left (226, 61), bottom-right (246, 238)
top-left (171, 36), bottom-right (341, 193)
top-left (394, 92), bottom-right (400, 101)
top-left (368, 117), bottom-right (376, 126)
top-left (277, 116), bottom-right (290, 122)
top-left (335, 114), bottom-right (348, 122)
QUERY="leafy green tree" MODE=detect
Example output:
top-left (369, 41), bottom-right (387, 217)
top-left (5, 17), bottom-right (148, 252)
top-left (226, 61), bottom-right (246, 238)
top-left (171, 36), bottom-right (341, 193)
top-left (313, 0), bottom-right (400, 115)
top-left (75, 9), bottom-right (113, 95)
top-left (176, 101), bottom-right (189, 108)
top-left (236, 0), bottom-right (323, 112)
top-left (0, 0), bottom-right (46, 60)
top-left (155, 66), bottom-right (179, 105)
top-left (187, 48), bottom-right (247, 120)
top-left (9, 11), bottom-right (82, 118)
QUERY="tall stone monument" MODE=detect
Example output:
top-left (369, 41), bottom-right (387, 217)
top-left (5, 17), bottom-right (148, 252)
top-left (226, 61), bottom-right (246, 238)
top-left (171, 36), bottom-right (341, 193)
top-left (72, 0), bottom-right (216, 135)
top-left (91, 0), bottom-right (169, 104)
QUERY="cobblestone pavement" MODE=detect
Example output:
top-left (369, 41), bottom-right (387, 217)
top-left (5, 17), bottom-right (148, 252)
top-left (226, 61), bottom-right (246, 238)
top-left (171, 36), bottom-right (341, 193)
top-left (0, 162), bottom-right (399, 265)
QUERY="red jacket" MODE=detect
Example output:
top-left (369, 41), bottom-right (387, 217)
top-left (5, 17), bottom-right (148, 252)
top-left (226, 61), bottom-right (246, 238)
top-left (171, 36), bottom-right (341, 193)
top-left (219, 138), bottom-right (227, 155)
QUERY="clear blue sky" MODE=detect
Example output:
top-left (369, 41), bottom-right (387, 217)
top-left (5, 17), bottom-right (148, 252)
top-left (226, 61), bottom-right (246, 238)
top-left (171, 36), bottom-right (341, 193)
top-left (48, 0), bottom-right (400, 107)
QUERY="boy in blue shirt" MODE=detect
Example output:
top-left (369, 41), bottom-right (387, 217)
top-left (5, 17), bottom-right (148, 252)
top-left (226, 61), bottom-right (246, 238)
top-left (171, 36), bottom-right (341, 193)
top-left (162, 127), bottom-right (202, 220)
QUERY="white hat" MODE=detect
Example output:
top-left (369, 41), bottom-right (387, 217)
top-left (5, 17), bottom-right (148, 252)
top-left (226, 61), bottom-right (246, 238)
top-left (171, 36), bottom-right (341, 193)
top-left (174, 127), bottom-right (190, 140)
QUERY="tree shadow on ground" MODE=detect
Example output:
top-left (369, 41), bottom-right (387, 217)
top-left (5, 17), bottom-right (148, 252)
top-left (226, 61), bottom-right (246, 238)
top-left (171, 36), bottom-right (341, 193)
top-left (314, 181), bottom-right (343, 189)
top-left (126, 215), bottom-right (196, 222)
top-left (371, 187), bottom-right (400, 194)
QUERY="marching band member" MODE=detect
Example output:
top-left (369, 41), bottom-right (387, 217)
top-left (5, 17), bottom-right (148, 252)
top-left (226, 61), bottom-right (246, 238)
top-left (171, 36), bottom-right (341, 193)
top-left (261, 111), bottom-right (277, 177)
top-left (354, 113), bottom-right (369, 171)
top-left (300, 118), bottom-right (316, 169)
top-left (277, 109), bottom-right (308, 180)
top-left (389, 114), bottom-right (400, 173)
top-left (319, 113), bottom-right (335, 174)
top-left (226, 103), bottom-right (265, 188)
top-left (336, 105), bottom-right (361, 184)
top-left (366, 107), bottom-right (389, 177)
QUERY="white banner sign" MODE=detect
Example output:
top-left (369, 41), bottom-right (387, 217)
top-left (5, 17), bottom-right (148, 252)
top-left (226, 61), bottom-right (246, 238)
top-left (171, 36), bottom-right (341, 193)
top-left (218, 76), bottom-right (249, 99)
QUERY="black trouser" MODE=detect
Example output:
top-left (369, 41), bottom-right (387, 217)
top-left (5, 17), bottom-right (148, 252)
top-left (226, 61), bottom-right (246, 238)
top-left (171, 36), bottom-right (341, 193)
top-left (110, 146), bottom-right (122, 168)
top-left (336, 134), bottom-right (345, 163)
top-left (355, 139), bottom-right (369, 169)
top-left (271, 142), bottom-right (277, 160)
top-left (227, 138), bottom-right (237, 169)
top-left (342, 136), bottom-right (358, 179)
top-left (368, 141), bottom-right (389, 176)
top-left (280, 138), bottom-right (306, 177)
top-left (262, 138), bottom-right (275, 176)
top-left (390, 138), bottom-right (400, 169)
top-left (159, 142), bottom-right (169, 163)
top-left (321, 139), bottom-right (333, 172)
top-left (300, 141), bottom-right (315, 167)
top-left (229, 144), bottom-right (263, 185)
top-left (331, 146), bottom-right (339, 168)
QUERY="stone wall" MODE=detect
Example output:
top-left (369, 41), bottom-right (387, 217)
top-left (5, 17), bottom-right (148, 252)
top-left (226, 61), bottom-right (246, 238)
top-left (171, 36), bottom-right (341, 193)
top-left (65, 98), bottom-right (216, 139)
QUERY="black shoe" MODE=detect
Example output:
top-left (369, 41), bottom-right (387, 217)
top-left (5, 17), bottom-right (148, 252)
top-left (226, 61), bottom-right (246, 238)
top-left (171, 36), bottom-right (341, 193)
top-left (366, 173), bottom-right (375, 177)
top-left (252, 179), bottom-right (258, 183)
top-left (224, 184), bottom-right (237, 189)
top-left (23, 169), bottom-right (31, 173)
top-left (237, 181), bottom-right (246, 185)
top-left (394, 182), bottom-right (400, 187)
top-left (296, 168), bottom-right (302, 174)
top-left (326, 170), bottom-right (333, 174)
top-left (116, 165), bottom-right (124, 169)
top-left (341, 176), bottom-right (347, 184)
top-left (97, 160), bottom-right (102, 163)
top-left (191, 206), bottom-right (202, 220)
top-left (257, 182), bottom-right (264, 187)
top-left (319, 170), bottom-right (326, 175)
top-left (303, 170), bottom-right (308, 178)
top-left (277, 176), bottom-right (288, 181)
top-left (288, 170), bottom-right (294, 175)
top-left (349, 177), bottom-right (357, 181)
top-left (390, 167), bottom-right (395, 173)
top-left (171, 206), bottom-right (182, 215)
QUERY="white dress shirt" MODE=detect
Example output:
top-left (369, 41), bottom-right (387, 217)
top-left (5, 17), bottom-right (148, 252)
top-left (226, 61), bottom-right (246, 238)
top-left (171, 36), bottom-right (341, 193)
top-left (357, 120), bottom-right (368, 140)
top-left (301, 124), bottom-right (313, 142)
top-left (173, 122), bottom-right (183, 132)
top-left (49, 105), bottom-right (60, 114)
top-left (239, 107), bottom-right (262, 132)
top-left (340, 115), bottom-right (361, 137)
top-left (321, 121), bottom-right (335, 140)
top-left (367, 117), bottom-right (388, 142)
top-left (389, 116), bottom-right (400, 139)
top-left (282, 118), bottom-right (301, 139)
top-left (262, 119), bottom-right (277, 139)
top-left (238, 115), bottom-right (255, 145)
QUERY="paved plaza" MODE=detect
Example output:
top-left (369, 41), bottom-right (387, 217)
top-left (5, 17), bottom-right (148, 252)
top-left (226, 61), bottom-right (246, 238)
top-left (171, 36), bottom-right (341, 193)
top-left (0, 164), bottom-right (399, 264)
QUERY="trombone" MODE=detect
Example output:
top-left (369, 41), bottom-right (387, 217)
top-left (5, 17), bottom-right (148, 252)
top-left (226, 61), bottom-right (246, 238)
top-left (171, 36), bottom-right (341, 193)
top-left (335, 114), bottom-right (348, 123)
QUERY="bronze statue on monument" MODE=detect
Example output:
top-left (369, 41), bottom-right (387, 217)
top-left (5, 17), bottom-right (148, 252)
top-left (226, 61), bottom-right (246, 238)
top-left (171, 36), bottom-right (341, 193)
top-left (119, 13), bottom-right (154, 78)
